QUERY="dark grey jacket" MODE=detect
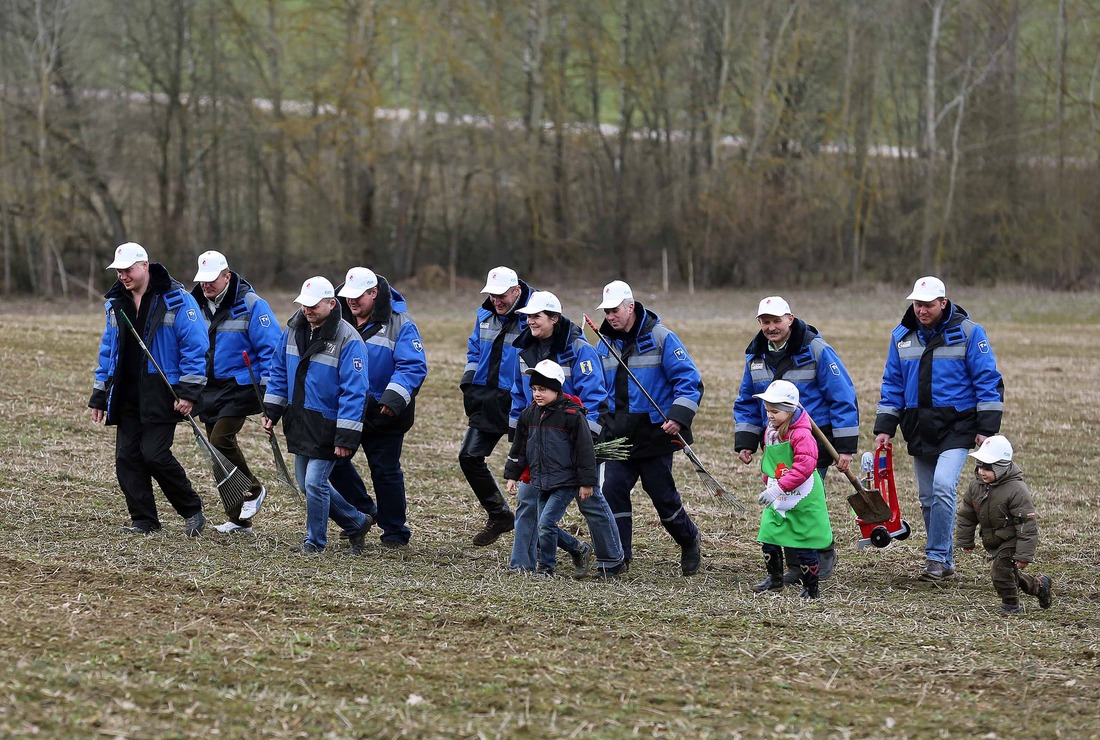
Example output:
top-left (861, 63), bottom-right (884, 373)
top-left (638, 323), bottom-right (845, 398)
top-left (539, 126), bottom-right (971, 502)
top-left (504, 395), bottom-right (598, 492)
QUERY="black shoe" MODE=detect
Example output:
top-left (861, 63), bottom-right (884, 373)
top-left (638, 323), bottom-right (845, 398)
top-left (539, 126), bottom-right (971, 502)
top-left (120, 523), bottom-right (160, 535)
top-left (680, 534), bottom-right (702, 576)
top-left (381, 539), bottom-right (410, 551)
top-left (570, 542), bottom-right (594, 579)
top-left (472, 513), bottom-right (515, 546)
top-left (1000, 600), bottom-right (1024, 615)
top-left (620, 558), bottom-right (632, 574)
top-left (184, 510), bottom-right (205, 537)
top-left (292, 543), bottom-right (323, 554)
top-left (596, 564), bottom-right (624, 581)
top-left (1036, 575), bottom-right (1053, 609)
top-left (534, 566), bottom-right (554, 579)
top-left (348, 515), bottom-right (376, 556)
top-left (917, 559), bottom-right (946, 581)
top-left (781, 565), bottom-right (802, 585)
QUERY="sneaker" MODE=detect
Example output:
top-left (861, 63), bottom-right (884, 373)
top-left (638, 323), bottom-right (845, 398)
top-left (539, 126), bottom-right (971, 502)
top-left (570, 542), bottom-right (594, 579)
top-left (472, 514), bottom-right (515, 547)
top-left (239, 486), bottom-right (267, 520)
top-left (999, 600), bottom-right (1025, 615)
top-left (213, 521), bottom-right (253, 534)
top-left (120, 523), bottom-right (160, 535)
top-left (1036, 575), bottom-right (1053, 609)
top-left (381, 539), bottom-right (410, 551)
top-left (292, 543), bottom-right (323, 554)
top-left (818, 548), bottom-right (839, 581)
top-left (534, 566), bottom-right (554, 579)
top-left (596, 565), bottom-right (623, 581)
top-left (184, 510), bottom-right (206, 537)
top-left (681, 534), bottom-right (702, 576)
top-left (917, 559), bottom-right (946, 581)
top-left (348, 515), bottom-right (376, 556)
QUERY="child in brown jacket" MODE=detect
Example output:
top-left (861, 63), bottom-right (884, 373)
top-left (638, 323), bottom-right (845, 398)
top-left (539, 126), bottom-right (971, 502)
top-left (955, 435), bottom-right (1053, 615)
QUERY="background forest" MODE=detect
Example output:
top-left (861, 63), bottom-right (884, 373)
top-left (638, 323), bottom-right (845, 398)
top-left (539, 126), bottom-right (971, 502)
top-left (1, 0), bottom-right (1098, 297)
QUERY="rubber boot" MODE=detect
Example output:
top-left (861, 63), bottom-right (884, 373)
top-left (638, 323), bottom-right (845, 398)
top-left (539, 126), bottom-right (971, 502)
top-left (799, 562), bottom-right (820, 599)
top-left (752, 549), bottom-right (785, 593)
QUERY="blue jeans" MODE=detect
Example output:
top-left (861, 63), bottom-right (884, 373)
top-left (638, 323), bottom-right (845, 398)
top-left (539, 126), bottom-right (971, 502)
top-left (602, 454), bottom-right (698, 562)
top-left (535, 486), bottom-right (624, 572)
top-left (912, 447), bottom-right (969, 569)
top-left (510, 481), bottom-right (583, 571)
top-left (329, 434), bottom-right (412, 545)
top-left (295, 456), bottom-right (367, 551)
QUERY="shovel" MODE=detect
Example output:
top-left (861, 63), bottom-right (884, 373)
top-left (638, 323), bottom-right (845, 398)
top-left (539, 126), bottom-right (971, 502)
top-left (808, 417), bottom-right (892, 524)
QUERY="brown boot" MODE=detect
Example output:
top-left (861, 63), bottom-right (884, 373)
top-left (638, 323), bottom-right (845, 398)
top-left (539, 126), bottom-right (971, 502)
top-left (472, 513), bottom-right (515, 546)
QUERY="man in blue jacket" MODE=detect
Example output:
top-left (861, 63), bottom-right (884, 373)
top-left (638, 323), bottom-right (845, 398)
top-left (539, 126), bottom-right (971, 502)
top-left (874, 276), bottom-right (1005, 582)
top-left (190, 250), bottom-right (282, 534)
top-left (263, 277), bottom-right (373, 554)
top-left (734, 296), bottom-right (859, 583)
top-left (595, 280), bottom-right (705, 576)
top-left (88, 242), bottom-right (209, 537)
top-left (460, 266), bottom-right (536, 546)
top-left (329, 267), bottom-right (428, 550)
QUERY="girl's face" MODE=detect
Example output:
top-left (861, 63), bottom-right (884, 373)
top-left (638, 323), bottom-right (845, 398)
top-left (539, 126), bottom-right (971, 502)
top-left (764, 404), bottom-right (792, 427)
top-left (532, 384), bottom-right (559, 407)
top-left (977, 463), bottom-right (997, 484)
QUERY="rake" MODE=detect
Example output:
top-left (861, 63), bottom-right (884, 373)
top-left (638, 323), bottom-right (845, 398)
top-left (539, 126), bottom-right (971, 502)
top-left (116, 309), bottom-right (253, 516)
top-left (582, 313), bottom-right (746, 514)
top-left (242, 350), bottom-right (303, 505)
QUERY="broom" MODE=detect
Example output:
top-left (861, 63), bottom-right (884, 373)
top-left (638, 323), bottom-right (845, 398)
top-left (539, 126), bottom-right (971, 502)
top-left (116, 309), bottom-right (253, 516)
top-left (582, 314), bottom-right (746, 513)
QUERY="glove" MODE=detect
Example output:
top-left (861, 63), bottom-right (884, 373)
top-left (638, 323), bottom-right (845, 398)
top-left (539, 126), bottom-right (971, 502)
top-left (758, 481), bottom-right (782, 506)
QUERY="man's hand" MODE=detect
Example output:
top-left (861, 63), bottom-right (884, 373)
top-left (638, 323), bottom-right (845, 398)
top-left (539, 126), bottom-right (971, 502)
top-left (174, 399), bottom-right (193, 417)
top-left (380, 404), bottom-right (396, 417)
top-left (505, 479), bottom-right (518, 495)
top-left (1015, 560), bottom-right (1028, 570)
top-left (661, 419), bottom-right (682, 436)
top-left (976, 434), bottom-right (987, 446)
top-left (579, 486), bottom-right (593, 501)
top-left (874, 433), bottom-right (892, 449)
top-left (335, 446), bottom-right (354, 458)
top-left (262, 416), bottom-right (275, 433)
top-left (836, 454), bottom-right (853, 473)
top-left (738, 449), bottom-right (753, 465)
top-left (90, 408), bottom-right (105, 424)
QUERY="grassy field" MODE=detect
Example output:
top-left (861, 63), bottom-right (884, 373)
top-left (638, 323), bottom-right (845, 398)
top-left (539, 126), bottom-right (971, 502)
top-left (0, 284), bottom-right (1098, 738)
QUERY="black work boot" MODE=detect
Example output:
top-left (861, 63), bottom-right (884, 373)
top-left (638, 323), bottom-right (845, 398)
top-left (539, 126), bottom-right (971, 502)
top-left (799, 562), bottom-right (820, 599)
top-left (753, 550), bottom-right (785, 593)
top-left (781, 548), bottom-right (802, 585)
top-left (472, 512), bottom-right (515, 546)
top-left (681, 534), bottom-right (702, 576)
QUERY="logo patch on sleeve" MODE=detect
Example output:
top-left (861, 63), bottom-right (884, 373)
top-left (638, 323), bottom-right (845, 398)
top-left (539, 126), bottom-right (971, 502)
top-left (579, 360), bottom-right (593, 375)
top-left (978, 340), bottom-right (989, 354)
top-left (674, 348), bottom-right (687, 361)
top-left (412, 340), bottom-right (424, 352)
top-left (186, 309), bottom-right (198, 322)
top-left (830, 362), bottom-right (840, 376)
top-left (259, 314), bottom-right (271, 327)
top-left (353, 357), bottom-right (363, 372)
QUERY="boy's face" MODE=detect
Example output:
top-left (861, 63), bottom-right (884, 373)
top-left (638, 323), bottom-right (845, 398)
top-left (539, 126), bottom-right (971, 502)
top-left (764, 404), bottom-right (792, 426)
top-left (977, 463), bottom-right (997, 484)
top-left (531, 384), bottom-right (559, 407)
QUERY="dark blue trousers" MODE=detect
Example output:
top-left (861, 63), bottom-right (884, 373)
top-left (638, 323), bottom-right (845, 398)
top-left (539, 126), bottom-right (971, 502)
top-left (329, 433), bottom-right (411, 545)
top-left (601, 454), bottom-right (698, 562)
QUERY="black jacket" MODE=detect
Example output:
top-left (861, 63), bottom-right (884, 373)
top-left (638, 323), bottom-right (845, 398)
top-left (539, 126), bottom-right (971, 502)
top-left (504, 395), bottom-right (598, 492)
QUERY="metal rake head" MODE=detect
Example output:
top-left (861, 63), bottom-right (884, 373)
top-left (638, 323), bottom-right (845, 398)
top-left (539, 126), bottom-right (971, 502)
top-left (189, 421), bottom-right (254, 516)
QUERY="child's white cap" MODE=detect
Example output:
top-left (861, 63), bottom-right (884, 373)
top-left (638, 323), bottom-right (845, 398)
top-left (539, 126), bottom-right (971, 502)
top-left (754, 379), bottom-right (800, 408)
top-left (528, 359), bottom-right (565, 392)
top-left (969, 435), bottom-right (1013, 464)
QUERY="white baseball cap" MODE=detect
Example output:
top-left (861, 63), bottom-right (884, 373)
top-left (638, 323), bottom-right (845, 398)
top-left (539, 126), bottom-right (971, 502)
top-left (969, 435), bottom-right (1013, 464)
top-left (193, 250), bottom-right (229, 282)
top-left (480, 266), bottom-right (519, 294)
top-left (754, 379), bottom-right (800, 407)
top-left (106, 242), bottom-right (149, 270)
top-left (337, 267), bottom-right (378, 298)
top-left (756, 296), bottom-right (792, 318)
top-left (597, 280), bottom-right (634, 310)
top-left (517, 290), bottom-right (562, 315)
top-left (294, 276), bottom-right (336, 306)
top-left (907, 276), bottom-right (947, 301)
top-left (528, 358), bottom-right (566, 387)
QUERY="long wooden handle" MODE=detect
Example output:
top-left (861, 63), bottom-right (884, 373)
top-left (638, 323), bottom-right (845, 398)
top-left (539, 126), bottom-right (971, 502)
top-left (808, 416), bottom-right (866, 495)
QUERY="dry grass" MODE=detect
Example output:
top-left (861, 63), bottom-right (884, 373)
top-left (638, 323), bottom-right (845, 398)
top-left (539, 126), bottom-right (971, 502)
top-left (0, 285), bottom-right (1098, 738)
